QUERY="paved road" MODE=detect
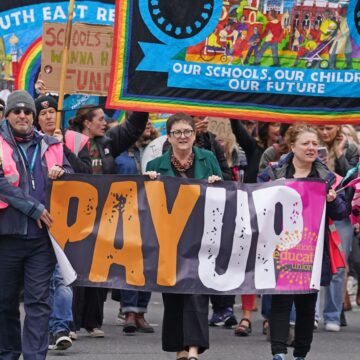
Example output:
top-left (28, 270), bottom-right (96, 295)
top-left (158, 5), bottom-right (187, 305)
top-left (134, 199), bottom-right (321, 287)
top-left (41, 292), bottom-right (360, 360)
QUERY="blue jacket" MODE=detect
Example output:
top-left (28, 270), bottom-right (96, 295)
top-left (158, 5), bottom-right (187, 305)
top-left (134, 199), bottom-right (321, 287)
top-left (0, 120), bottom-right (72, 237)
top-left (115, 147), bottom-right (141, 175)
top-left (258, 152), bottom-right (347, 286)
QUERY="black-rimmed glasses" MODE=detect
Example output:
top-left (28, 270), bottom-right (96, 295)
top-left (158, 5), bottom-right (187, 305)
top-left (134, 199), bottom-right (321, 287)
top-left (170, 129), bottom-right (194, 138)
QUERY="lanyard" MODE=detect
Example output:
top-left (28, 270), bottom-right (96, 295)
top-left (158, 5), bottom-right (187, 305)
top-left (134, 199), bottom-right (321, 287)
top-left (18, 143), bottom-right (39, 190)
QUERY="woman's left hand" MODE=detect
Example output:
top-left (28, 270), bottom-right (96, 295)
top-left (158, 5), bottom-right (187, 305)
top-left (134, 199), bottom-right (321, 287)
top-left (335, 133), bottom-right (346, 158)
top-left (48, 165), bottom-right (65, 180)
top-left (208, 175), bottom-right (221, 184)
top-left (144, 171), bottom-right (159, 180)
top-left (326, 188), bottom-right (337, 202)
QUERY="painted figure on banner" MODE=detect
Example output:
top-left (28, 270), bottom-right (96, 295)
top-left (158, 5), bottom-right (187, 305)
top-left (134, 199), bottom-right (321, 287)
top-left (293, 31), bottom-right (318, 67)
top-left (328, 7), bottom-right (353, 70)
top-left (253, 10), bottom-right (283, 67)
top-left (243, 26), bottom-right (261, 64)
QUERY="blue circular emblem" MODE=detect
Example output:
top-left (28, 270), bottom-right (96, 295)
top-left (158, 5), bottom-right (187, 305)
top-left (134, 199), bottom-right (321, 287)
top-left (348, 0), bottom-right (360, 46)
top-left (139, 0), bottom-right (223, 46)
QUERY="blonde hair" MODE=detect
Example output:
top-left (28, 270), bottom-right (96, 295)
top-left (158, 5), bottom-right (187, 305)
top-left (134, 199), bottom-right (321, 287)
top-left (217, 135), bottom-right (237, 167)
top-left (284, 124), bottom-right (318, 148)
top-left (342, 124), bottom-right (359, 145)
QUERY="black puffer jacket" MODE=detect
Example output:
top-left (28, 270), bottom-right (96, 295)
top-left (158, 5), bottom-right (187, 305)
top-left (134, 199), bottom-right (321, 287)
top-left (93, 112), bottom-right (149, 174)
top-left (231, 120), bottom-right (265, 183)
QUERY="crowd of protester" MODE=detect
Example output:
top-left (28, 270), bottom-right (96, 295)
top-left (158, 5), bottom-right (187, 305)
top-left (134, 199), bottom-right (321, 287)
top-left (1, 85), bottom-right (360, 360)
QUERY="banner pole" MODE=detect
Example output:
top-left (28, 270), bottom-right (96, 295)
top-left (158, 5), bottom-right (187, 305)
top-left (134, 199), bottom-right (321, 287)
top-left (56, 0), bottom-right (75, 129)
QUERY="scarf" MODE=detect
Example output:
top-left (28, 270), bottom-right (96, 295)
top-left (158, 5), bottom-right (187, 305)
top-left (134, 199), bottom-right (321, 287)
top-left (11, 127), bottom-right (35, 143)
top-left (171, 152), bottom-right (194, 172)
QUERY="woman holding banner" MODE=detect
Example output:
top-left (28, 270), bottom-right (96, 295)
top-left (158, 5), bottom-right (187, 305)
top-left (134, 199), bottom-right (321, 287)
top-left (258, 124), bottom-right (346, 360)
top-left (69, 106), bottom-right (148, 337)
top-left (146, 113), bottom-right (222, 360)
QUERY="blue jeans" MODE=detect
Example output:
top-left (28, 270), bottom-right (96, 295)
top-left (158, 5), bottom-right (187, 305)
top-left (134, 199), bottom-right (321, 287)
top-left (121, 290), bottom-right (151, 313)
top-left (323, 218), bottom-right (353, 325)
top-left (0, 236), bottom-right (56, 360)
top-left (49, 265), bottom-right (73, 334)
top-left (255, 42), bottom-right (279, 65)
top-left (328, 42), bottom-right (352, 69)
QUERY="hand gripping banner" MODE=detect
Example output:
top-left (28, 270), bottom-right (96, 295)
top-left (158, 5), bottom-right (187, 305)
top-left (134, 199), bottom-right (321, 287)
top-left (48, 174), bottom-right (326, 295)
top-left (107, 0), bottom-right (360, 123)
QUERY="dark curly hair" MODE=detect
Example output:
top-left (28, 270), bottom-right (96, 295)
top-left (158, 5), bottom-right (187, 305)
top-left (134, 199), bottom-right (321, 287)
top-left (68, 104), bottom-right (103, 132)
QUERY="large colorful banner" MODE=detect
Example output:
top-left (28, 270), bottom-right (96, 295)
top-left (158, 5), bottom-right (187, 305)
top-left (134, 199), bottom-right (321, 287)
top-left (0, 0), bottom-right (115, 97)
top-left (48, 174), bottom-right (327, 294)
top-left (107, 0), bottom-right (360, 123)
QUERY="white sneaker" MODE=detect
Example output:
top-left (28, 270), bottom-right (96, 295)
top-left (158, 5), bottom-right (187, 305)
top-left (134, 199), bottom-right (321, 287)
top-left (347, 276), bottom-right (358, 295)
top-left (325, 323), bottom-right (340, 332)
top-left (87, 328), bottom-right (105, 338)
top-left (117, 310), bottom-right (126, 326)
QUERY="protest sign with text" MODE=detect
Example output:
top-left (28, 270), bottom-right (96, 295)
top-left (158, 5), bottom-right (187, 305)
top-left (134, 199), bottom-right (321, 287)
top-left (48, 174), bottom-right (326, 294)
top-left (41, 22), bottom-right (113, 95)
top-left (0, 1), bottom-right (115, 94)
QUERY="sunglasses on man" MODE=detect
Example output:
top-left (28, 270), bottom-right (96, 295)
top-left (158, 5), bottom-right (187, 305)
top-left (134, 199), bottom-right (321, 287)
top-left (11, 108), bottom-right (33, 116)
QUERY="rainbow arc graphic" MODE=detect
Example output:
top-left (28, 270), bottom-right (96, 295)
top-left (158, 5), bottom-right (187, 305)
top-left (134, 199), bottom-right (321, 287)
top-left (15, 37), bottom-right (42, 95)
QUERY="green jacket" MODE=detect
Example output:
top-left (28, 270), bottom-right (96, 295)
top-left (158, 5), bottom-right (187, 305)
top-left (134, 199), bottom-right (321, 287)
top-left (146, 146), bottom-right (223, 180)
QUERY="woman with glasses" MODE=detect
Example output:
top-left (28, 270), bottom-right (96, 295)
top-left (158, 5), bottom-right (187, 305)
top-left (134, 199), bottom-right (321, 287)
top-left (145, 113), bottom-right (222, 360)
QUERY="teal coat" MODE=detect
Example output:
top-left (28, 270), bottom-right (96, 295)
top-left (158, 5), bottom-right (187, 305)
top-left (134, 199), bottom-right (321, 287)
top-left (146, 147), bottom-right (223, 180)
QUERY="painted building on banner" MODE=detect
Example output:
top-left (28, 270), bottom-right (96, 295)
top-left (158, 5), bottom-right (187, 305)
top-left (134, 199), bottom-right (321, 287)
top-left (289, 0), bottom-right (343, 49)
top-left (262, 0), bottom-right (285, 13)
top-left (186, 0), bottom-right (356, 70)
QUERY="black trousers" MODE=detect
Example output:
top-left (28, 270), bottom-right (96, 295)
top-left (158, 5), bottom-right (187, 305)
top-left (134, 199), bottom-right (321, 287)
top-left (72, 287), bottom-right (106, 331)
top-left (349, 234), bottom-right (360, 279)
top-left (162, 293), bottom-right (209, 354)
top-left (210, 295), bottom-right (235, 311)
top-left (270, 293), bottom-right (317, 358)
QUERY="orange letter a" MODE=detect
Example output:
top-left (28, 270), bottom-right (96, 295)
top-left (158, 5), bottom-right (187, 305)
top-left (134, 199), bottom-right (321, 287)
top-left (89, 182), bottom-right (145, 286)
top-left (145, 181), bottom-right (200, 286)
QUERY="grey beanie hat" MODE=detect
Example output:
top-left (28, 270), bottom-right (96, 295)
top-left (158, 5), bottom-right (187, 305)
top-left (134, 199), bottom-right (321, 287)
top-left (5, 90), bottom-right (36, 117)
